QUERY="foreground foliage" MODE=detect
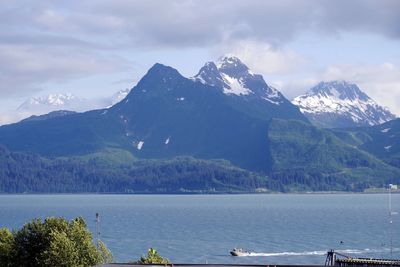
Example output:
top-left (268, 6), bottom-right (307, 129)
top-left (0, 217), bottom-right (112, 267)
top-left (137, 248), bottom-right (169, 264)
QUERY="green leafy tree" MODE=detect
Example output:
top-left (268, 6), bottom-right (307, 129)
top-left (0, 228), bottom-right (14, 267)
top-left (13, 218), bottom-right (48, 266)
top-left (138, 248), bottom-right (170, 264)
top-left (67, 217), bottom-right (101, 266)
top-left (42, 230), bottom-right (79, 267)
top-left (0, 217), bottom-right (112, 267)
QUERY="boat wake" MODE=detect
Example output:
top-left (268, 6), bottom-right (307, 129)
top-left (240, 248), bottom-right (400, 257)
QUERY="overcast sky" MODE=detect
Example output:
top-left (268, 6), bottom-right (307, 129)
top-left (1, 0), bottom-right (400, 124)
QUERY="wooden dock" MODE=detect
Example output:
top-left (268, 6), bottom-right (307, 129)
top-left (335, 258), bottom-right (400, 266)
top-left (97, 262), bottom-right (400, 267)
top-left (325, 250), bottom-right (400, 266)
top-left (97, 264), bottom-right (326, 267)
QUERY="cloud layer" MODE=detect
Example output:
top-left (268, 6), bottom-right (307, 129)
top-left (4, 1), bottom-right (399, 47)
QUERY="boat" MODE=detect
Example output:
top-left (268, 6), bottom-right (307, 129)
top-left (230, 248), bottom-right (251, 256)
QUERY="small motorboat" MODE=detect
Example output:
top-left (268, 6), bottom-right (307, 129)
top-left (230, 248), bottom-right (251, 256)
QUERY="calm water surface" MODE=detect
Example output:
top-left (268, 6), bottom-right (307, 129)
top-left (0, 194), bottom-right (399, 265)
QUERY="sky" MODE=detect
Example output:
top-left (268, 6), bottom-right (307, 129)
top-left (1, 0), bottom-right (400, 124)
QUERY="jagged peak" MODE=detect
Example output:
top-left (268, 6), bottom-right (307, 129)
top-left (216, 55), bottom-right (249, 74)
top-left (217, 54), bottom-right (243, 66)
top-left (195, 55), bottom-right (254, 80)
top-left (192, 56), bottom-right (283, 101)
top-left (308, 80), bottom-right (369, 101)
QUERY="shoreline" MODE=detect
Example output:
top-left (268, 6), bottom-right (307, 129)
top-left (0, 190), bottom-right (399, 196)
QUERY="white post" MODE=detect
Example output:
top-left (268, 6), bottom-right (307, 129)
top-left (96, 212), bottom-right (100, 250)
top-left (389, 185), bottom-right (393, 258)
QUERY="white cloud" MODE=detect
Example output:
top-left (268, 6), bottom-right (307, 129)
top-left (0, 44), bottom-right (127, 97)
top-left (216, 40), bottom-right (308, 75)
top-left (89, 0), bottom-right (400, 46)
top-left (3, 1), bottom-right (400, 49)
top-left (0, 111), bottom-right (31, 126)
top-left (274, 78), bottom-right (319, 100)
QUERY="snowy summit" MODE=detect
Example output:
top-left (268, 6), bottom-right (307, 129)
top-left (192, 55), bottom-right (284, 105)
top-left (292, 80), bottom-right (396, 128)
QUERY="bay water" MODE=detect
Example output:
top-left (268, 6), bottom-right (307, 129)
top-left (0, 194), bottom-right (399, 265)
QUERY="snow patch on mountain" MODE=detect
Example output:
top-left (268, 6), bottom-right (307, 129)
top-left (262, 96), bottom-right (280, 105)
top-left (292, 81), bottom-right (396, 128)
top-left (220, 73), bottom-right (252, 96)
top-left (137, 141), bottom-right (144, 150)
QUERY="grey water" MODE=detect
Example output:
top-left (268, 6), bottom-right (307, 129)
top-left (0, 194), bottom-right (399, 265)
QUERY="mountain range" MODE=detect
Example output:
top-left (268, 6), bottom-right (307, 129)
top-left (0, 56), bottom-right (399, 193)
top-left (0, 57), bottom-right (308, 171)
top-left (13, 62), bottom-right (395, 130)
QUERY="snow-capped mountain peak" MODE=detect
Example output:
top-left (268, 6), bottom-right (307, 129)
top-left (192, 55), bottom-right (284, 104)
top-left (216, 55), bottom-right (250, 75)
top-left (292, 80), bottom-right (396, 128)
top-left (18, 93), bottom-right (83, 110)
